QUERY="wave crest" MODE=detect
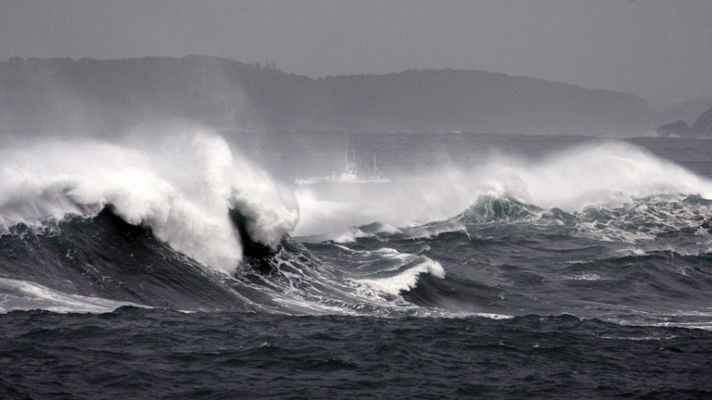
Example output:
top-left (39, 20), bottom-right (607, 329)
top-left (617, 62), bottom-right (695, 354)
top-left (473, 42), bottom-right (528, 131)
top-left (0, 128), bottom-right (298, 273)
top-left (456, 193), bottom-right (712, 247)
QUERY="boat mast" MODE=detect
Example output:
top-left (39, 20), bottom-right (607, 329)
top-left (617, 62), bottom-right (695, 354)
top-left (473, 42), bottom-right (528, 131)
top-left (344, 138), bottom-right (356, 166)
top-left (344, 141), bottom-right (349, 166)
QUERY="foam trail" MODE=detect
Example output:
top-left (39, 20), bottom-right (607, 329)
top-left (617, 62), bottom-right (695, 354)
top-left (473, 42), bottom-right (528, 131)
top-left (0, 128), bottom-right (298, 273)
top-left (0, 278), bottom-right (140, 314)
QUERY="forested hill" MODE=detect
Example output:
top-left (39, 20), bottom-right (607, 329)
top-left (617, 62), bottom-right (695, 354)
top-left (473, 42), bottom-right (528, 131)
top-left (0, 55), bottom-right (653, 136)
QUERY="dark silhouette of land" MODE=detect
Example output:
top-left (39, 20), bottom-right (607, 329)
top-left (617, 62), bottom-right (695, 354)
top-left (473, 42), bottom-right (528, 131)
top-left (0, 55), bottom-right (669, 136)
top-left (657, 106), bottom-right (712, 138)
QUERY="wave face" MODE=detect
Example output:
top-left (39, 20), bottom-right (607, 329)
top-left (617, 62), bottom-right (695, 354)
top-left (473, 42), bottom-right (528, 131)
top-left (0, 135), bottom-right (712, 330)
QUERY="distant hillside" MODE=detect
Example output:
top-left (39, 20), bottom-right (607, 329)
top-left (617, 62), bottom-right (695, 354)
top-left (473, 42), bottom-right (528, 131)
top-left (0, 55), bottom-right (654, 136)
top-left (651, 97), bottom-right (712, 128)
top-left (657, 105), bottom-right (712, 138)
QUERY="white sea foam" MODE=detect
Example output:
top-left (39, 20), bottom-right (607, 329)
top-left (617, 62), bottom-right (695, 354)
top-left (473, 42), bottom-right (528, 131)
top-left (0, 128), bottom-right (298, 273)
top-left (567, 273), bottom-right (603, 281)
top-left (0, 277), bottom-right (141, 314)
top-left (354, 257), bottom-right (445, 298)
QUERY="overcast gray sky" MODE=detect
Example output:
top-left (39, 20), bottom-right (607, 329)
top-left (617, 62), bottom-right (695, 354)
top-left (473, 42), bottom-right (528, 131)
top-left (0, 0), bottom-right (710, 104)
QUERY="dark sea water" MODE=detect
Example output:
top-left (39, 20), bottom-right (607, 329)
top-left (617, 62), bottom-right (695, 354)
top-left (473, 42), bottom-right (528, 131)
top-left (1, 132), bottom-right (712, 399)
top-left (3, 309), bottom-right (711, 399)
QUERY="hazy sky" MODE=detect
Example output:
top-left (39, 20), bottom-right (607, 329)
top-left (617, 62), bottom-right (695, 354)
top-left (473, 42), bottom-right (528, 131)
top-left (0, 0), bottom-right (710, 104)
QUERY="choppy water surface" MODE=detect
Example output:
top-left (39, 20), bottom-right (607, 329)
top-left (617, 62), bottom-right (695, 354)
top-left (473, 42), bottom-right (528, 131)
top-left (1, 131), bottom-right (711, 398)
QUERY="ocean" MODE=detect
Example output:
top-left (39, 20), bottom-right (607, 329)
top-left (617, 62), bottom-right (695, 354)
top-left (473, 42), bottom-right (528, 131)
top-left (1, 130), bottom-right (711, 399)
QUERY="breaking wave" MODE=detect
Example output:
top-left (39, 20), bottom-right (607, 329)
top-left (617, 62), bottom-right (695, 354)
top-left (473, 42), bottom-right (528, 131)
top-left (0, 130), bottom-right (298, 273)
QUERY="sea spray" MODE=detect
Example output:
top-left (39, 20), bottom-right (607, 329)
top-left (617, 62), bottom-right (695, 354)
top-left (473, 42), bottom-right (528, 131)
top-left (295, 141), bottom-right (712, 235)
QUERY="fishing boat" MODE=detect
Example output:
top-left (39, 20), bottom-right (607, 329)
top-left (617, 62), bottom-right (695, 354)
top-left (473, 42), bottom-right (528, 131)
top-left (295, 146), bottom-right (390, 186)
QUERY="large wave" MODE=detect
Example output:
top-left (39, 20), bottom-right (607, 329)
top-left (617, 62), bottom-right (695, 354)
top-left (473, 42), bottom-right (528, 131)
top-left (0, 129), bottom-right (298, 274)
